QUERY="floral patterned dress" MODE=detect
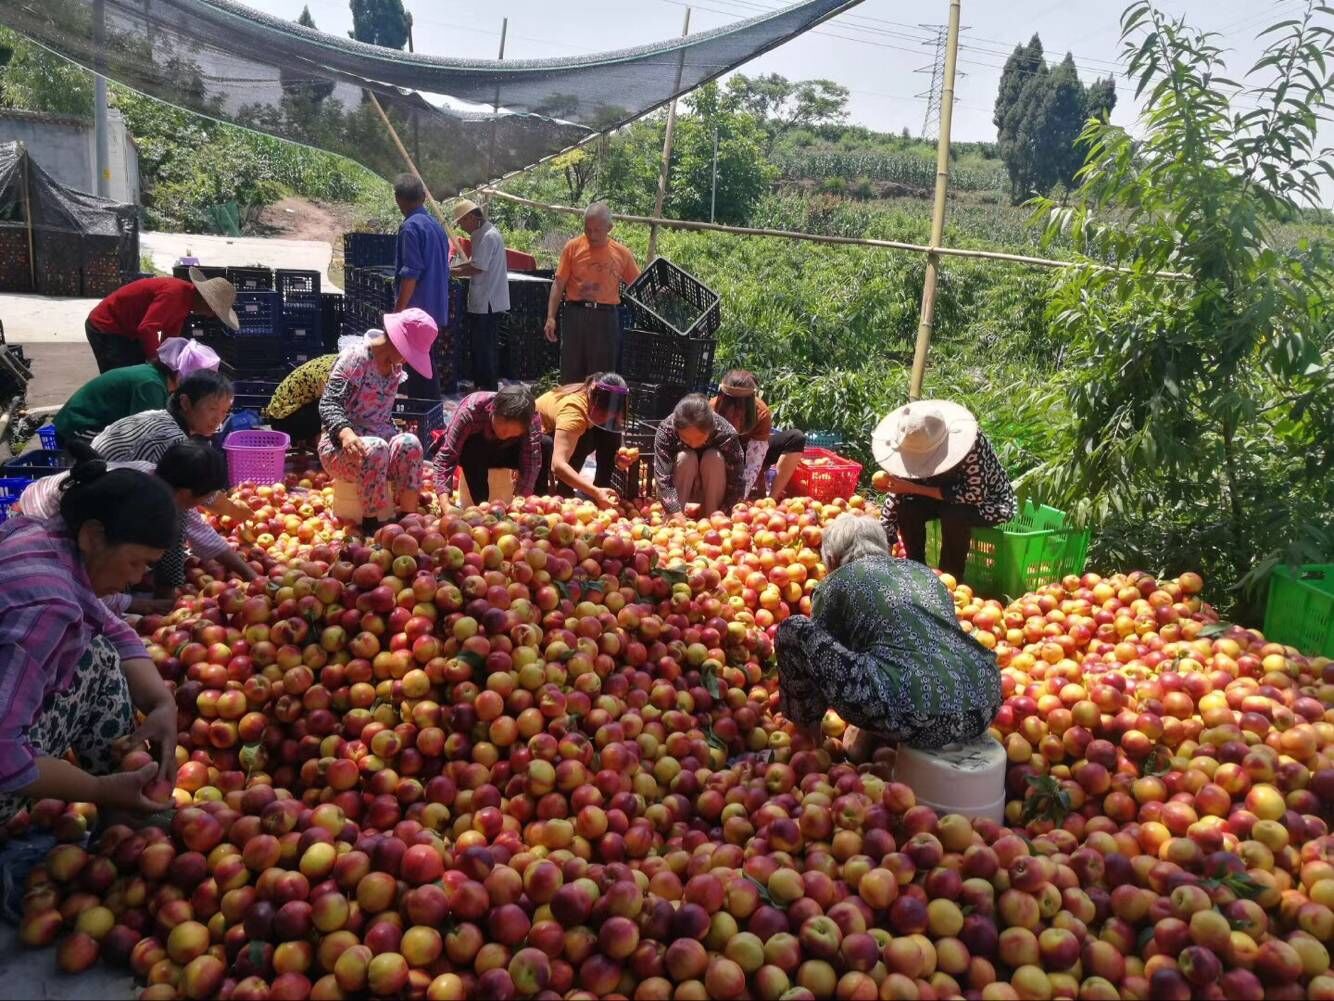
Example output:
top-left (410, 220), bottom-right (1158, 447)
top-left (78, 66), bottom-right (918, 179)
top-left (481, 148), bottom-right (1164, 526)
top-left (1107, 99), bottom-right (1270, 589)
top-left (776, 553), bottom-right (1001, 749)
top-left (317, 343), bottom-right (423, 516)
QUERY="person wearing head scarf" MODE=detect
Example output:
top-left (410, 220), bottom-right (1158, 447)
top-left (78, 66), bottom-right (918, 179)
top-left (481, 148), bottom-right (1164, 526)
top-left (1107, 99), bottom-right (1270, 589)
top-left (775, 513), bottom-right (1001, 761)
top-left (319, 310), bottom-right (439, 531)
top-left (535, 373), bottom-right (629, 509)
top-left (872, 401), bottom-right (1016, 582)
top-left (54, 338), bottom-right (221, 447)
top-left (0, 461), bottom-right (181, 824)
top-left (711, 370), bottom-right (807, 502)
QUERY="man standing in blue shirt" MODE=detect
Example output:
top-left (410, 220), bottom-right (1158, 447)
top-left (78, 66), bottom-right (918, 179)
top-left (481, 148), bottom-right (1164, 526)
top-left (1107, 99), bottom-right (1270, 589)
top-left (394, 173), bottom-right (452, 397)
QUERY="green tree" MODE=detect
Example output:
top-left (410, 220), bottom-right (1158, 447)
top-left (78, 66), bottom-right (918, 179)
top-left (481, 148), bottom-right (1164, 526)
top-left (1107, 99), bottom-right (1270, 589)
top-left (297, 5), bottom-right (317, 28)
top-left (1032, 1), bottom-right (1334, 615)
top-left (1042, 55), bottom-right (1090, 195)
top-left (668, 83), bottom-right (776, 224)
top-left (349, 0), bottom-right (411, 50)
top-left (723, 73), bottom-right (848, 152)
top-left (0, 27), bottom-right (92, 116)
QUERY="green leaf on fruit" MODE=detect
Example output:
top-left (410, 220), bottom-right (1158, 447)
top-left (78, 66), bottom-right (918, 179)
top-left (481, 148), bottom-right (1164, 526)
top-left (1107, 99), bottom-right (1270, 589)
top-left (744, 874), bottom-right (777, 907)
top-left (456, 650), bottom-right (486, 671)
top-left (1136, 925), bottom-right (1156, 952)
top-left (705, 724), bottom-right (727, 753)
top-left (1197, 622), bottom-right (1232, 637)
top-left (652, 565), bottom-right (688, 586)
top-left (582, 578), bottom-right (606, 594)
top-left (1020, 774), bottom-right (1071, 826)
top-left (702, 663), bottom-right (720, 699)
top-left (1203, 871), bottom-right (1265, 901)
top-left (553, 580), bottom-right (572, 600)
top-left (1142, 745), bottom-right (1173, 776)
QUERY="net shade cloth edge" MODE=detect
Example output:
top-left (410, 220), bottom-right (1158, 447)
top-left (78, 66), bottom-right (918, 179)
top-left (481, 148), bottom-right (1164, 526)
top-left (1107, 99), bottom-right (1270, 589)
top-left (0, 0), bottom-right (861, 195)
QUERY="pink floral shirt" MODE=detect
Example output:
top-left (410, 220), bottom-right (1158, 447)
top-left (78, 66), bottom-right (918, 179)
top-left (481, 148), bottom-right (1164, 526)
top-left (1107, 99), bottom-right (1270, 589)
top-left (318, 341), bottom-right (408, 446)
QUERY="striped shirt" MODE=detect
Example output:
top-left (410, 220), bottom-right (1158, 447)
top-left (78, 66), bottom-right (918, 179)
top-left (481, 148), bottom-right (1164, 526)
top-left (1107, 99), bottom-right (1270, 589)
top-left (91, 409), bottom-right (188, 464)
top-left (0, 516), bottom-right (147, 791)
top-left (432, 392), bottom-right (543, 498)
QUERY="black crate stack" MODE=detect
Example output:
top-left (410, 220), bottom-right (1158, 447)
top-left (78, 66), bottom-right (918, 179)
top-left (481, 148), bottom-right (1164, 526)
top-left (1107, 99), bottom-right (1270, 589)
top-left (618, 257), bottom-right (721, 425)
top-left (275, 269), bottom-right (323, 367)
top-left (610, 419), bottom-right (659, 501)
top-left (195, 290), bottom-right (285, 375)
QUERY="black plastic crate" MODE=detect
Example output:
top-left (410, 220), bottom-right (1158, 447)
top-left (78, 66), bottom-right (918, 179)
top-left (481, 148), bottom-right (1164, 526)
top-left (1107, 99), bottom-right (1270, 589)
top-left (320, 293), bottom-right (345, 351)
top-left (626, 381), bottom-right (684, 424)
top-left (392, 397), bottom-right (446, 441)
top-left (503, 319), bottom-right (559, 381)
top-left (623, 257), bottom-right (721, 340)
top-left (172, 264), bottom-right (227, 282)
top-left (276, 268), bottom-right (321, 307)
top-left (618, 327), bottom-right (716, 391)
top-left (281, 311), bottom-right (322, 343)
top-left (344, 233), bottom-right (397, 269)
top-left (119, 271), bottom-right (154, 286)
top-left (232, 377), bottom-right (279, 413)
top-left (209, 333), bottom-right (289, 374)
top-left (610, 419), bottom-right (659, 501)
top-left (233, 291), bottom-right (281, 337)
top-left (227, 266), bottom-right (274, 291)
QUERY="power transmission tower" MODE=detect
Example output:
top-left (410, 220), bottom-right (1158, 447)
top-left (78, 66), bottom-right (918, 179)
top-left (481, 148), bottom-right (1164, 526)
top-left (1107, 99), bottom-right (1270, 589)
top-left (915, 23), bottom-right (968, 140)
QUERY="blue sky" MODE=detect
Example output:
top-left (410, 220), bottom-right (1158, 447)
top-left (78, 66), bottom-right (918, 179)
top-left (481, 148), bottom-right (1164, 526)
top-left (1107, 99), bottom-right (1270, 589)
top-left (269, 0), bottom-right (1330, 201)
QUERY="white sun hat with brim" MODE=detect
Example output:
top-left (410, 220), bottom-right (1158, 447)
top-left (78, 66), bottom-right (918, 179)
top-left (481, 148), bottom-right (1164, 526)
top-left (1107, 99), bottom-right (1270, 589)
top-left (872, 400), bottom-right (979, 480)
top-left (187, 266), bottom-right (240, 331)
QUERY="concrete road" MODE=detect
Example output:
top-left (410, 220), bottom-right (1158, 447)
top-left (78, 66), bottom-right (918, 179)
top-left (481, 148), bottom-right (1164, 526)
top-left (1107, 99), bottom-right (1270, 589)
top-left (0, 231), bottom-right (339, 410)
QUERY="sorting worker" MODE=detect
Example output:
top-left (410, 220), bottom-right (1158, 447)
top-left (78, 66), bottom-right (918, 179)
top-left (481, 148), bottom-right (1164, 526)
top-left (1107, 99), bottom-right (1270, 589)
top-left (711, 370), bottom-right (807, 502)
top-left (54, 337), bottom-right (220, 448)
top-left (450, 199), bottom-right (510, 392)
top-left (872, 400), bottom-right (1016, 583)
top-left (545, 202), bottom-right (640, 383)
top-left (431, 385), bottom-right (543, 507)
top-left (536, 373), bottom-right (628, 509)
top-left (263, 353), bottom-right (338, 451)
top-left (85, 268), bottom-right (237, 374)
top-left (653, 394), bottom-right (745, 518)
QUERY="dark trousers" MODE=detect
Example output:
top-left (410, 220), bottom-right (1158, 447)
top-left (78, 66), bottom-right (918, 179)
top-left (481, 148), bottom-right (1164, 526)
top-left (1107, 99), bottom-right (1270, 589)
top-left (85, 319), bottom-right (145, 374)
top-left (459, 432), bottom-right (520, 503)
top-left (559, 305), bottom-right (620, 383)
top-left (538, 427), bottom-right (618, 496)
top-left (895, 497), bottom-right (990, 581)
top-left (465, 309), bottom-right (502, 391)
top-left (269, 402), bottom-right (322, 448)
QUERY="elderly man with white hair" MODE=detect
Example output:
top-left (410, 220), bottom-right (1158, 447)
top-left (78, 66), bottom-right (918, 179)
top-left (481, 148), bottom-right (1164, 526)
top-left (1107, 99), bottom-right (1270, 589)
top-left (545, 201), bottom-right (641, 383)
top-left (775, 513), bottom-right (1001, 759)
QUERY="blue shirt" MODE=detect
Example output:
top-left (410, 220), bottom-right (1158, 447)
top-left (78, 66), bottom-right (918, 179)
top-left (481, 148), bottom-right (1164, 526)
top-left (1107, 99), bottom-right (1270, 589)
top-left (395, 206), bottom-right (452, 328)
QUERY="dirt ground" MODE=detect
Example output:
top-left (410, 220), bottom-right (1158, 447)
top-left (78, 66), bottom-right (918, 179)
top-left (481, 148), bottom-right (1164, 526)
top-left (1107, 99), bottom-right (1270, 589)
top-left (256, 196), bottom-right (368, 245)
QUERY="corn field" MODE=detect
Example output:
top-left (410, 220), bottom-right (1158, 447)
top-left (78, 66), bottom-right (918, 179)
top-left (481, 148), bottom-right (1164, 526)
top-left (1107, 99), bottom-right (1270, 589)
top-left (776, 151), bottom-right (1008, 192)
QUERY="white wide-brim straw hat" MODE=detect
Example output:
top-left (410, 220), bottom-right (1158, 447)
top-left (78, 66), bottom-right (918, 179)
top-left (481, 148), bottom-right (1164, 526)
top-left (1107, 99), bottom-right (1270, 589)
top-left (187, 267), bottom-right (240, 331)
top-left (451, 198), bottom-right (481, 225)
top-left (872, 400), bottom-right (978, 479)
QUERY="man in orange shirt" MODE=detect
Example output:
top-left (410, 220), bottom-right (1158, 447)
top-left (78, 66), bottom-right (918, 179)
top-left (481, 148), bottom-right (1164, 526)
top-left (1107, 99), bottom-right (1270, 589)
top-left (544, 201), bottom-right (641, 383)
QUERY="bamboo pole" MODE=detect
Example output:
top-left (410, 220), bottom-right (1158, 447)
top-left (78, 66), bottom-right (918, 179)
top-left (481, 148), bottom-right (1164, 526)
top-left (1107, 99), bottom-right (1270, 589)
top-left (368, 91), bottom-right (451, 230)
top-left (647, 7), bottom-right (692, 263)
top-left (18, 143), bottom-right (36, 292)
top-left (907, 0), bottom-right (962, 401)
top-left (479, 187), bottom-right (1189, 279)
top-left (486, 18), bottom-right (509, 192)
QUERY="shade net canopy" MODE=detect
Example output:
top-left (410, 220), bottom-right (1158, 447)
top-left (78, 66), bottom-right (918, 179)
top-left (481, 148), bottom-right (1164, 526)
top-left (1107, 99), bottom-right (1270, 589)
top-left (0, 0), bottom-right (860, 197)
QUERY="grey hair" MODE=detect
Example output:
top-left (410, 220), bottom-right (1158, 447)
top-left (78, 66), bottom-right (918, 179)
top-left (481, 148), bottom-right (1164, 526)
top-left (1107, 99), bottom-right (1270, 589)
top-left (821, 513), bottom-right (890, 570)
top-left (394, 173), bottom-right (426, 203)
top-left (585, 201), bottom-right (612, 225)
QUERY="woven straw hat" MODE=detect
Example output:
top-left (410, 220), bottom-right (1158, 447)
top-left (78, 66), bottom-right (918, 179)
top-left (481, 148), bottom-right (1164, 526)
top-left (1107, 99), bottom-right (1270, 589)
top-left (187, 267), bottom-right (239, 331)
top-left (872, 400), bottom-right (978, 479)
top-left (451, 198), bottom-right (482, 225)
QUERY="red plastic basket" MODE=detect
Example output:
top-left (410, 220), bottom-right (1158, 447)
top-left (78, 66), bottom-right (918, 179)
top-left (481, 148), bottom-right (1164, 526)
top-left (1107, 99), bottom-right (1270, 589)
top-left (789, 447), bottom-right (863, 502)
top-left (223, 429), bottom-right (290, 487)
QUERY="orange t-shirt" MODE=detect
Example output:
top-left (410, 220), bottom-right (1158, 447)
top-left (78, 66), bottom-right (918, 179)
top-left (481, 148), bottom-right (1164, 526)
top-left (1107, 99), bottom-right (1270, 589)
top-left (536, 388), bottom-right (592, 437)
top-left (712, 394), bottom-right (773, 444)
top-left (556, 235), bottom-right (641, 305)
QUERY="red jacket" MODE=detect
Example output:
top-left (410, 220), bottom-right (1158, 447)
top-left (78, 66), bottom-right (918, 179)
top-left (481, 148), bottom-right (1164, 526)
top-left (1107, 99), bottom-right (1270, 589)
top-left (88, 277), bottom-right (196, 360)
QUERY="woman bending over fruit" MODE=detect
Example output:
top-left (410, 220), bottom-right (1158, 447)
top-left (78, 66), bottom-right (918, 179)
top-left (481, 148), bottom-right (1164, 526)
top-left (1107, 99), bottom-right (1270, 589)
top-left (776, 512), bottom-right (1001, 760)
top-left (711, 369), bottom-right (807, 502)
top-left (0, 461), bottom-right (180, 824)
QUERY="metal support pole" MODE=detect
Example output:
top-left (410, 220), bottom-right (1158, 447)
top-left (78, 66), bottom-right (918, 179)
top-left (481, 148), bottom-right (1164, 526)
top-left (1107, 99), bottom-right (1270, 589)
top-left (907, 0), bottom-right (961, 401)
top-left (646, 7), bottom-right (691, 263)
top-left (710, 124), bottom-right (719, 224)
top-left (93, 0), bottom-right (111, 198)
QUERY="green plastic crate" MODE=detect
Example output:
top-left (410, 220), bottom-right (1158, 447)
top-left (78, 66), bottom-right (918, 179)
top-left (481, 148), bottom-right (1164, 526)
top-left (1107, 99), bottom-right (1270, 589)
top-left (925, 502), bottom-right (1090, 599)
top-left (1263, 565), bottom-right (1334, 657)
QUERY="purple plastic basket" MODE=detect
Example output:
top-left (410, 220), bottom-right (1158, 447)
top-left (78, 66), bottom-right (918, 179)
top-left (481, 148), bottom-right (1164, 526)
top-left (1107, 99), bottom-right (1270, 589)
top-left (223, 429), bottom-right (290, 487)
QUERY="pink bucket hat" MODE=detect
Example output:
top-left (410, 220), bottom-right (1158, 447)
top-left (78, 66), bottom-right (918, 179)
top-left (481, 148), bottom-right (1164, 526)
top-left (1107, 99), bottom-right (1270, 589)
top-left (383, 308), bottom-right (439, 379)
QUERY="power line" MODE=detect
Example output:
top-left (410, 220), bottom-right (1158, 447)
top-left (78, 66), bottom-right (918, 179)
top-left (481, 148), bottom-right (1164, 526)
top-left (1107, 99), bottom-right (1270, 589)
top-left (915, 23), bottom-right (968, 140)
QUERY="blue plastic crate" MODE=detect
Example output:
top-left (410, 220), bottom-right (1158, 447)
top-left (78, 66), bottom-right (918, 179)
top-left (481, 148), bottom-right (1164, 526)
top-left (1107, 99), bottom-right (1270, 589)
top-left (276, 269), bottom-right (321, 309)
top-left (233, 291), bottom-right (281, 337)
top-left (281, 311), bottom-right (323, 344)
top-left (805, 430), bottom-right (845, 449)
top-left (0, 476), bottom-right (31, 522)
top-left (3, 449), bottom-right (71, 480)
top-left (37, 424), bottom-right (58, 450)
